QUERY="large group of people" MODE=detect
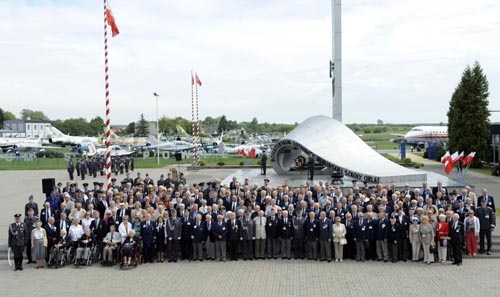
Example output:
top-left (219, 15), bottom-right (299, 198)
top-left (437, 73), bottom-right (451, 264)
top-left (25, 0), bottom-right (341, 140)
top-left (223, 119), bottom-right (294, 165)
top-left (8, 170), bottom-right (497, 271)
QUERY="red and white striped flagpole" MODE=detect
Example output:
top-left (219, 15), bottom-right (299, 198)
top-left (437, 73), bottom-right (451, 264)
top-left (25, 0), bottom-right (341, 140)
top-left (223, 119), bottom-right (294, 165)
top-left (195, 72), bottom-right (201, 165)
top-left (104, 0), bottom-right (112, 190)
top-left (191, 71), bottom-right (197, 166)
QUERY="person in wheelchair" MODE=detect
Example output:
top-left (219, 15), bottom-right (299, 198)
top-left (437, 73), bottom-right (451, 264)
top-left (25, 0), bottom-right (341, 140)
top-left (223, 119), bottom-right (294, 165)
top-left (74, 228), bottom-right (95, 266)
top-left (121, 229), bottom-right (139, 267)
top-left (102, 225), bottom-right (121, 265)
top-left (50, 229), bottom-right (70, 268)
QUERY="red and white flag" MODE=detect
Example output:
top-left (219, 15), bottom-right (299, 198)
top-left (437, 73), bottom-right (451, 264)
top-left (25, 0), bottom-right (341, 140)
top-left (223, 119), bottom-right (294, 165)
top-left (440, 151), bottom-right (450, 164)
top-left (195, 73), bottom-right (202, 86)
top-left (191, 71), bottom-right (194, 86)
top-left (455, 151), bottom-right (465, 165)
top-left (450, 151), bottom-right (459, 165)
top-left (106, 8), bottom-right (120, 37)
top-left (462, 152), bottom-right (476, 167)
top-left (444, 160), bottom-right (454, 175)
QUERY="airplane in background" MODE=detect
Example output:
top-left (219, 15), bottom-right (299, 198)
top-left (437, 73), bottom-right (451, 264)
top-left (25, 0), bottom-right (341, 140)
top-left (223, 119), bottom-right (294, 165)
top-left (0, 137), bottom-right (44, 153)
top-left (48, 127), bottom-right (99, 147)
top-left (108, 130), bottom-right (147, 146)
top-left (392, 126), bottom-right (448, 150)
top-left (83, 143), bottom-right (137, 157)
top-left (139, 136), bottom-right (195, 152)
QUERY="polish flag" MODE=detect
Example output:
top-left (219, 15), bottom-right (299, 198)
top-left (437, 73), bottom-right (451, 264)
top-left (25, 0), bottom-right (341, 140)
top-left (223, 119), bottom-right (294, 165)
top-left (454, 152), bottom-right (464, 165)
top-left (444, 160), bottom-right (454, 175)
top-left (440, 151), bottom-right (450, 164)
top-left (106, 8), bottom-right (120, 37)
top-left (462, 152), bottom-right (476, 167)
top-left (195, 73), bottom-right (202, 86)
top-left (449, 151), bottom-right (459, 164)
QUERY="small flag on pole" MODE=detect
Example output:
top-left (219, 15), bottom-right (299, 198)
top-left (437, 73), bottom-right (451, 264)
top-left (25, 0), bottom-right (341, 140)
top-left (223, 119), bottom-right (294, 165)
top-left (462, 152), bottom-right (476, 167)
top-left (195, 73), bottom-right (202, 86)
top-left (106, 8), bottom-right (120, 37)
top-left (440, 151), bottom-right (450, 164)
top-left (191, 71), bottom-right (194, 86)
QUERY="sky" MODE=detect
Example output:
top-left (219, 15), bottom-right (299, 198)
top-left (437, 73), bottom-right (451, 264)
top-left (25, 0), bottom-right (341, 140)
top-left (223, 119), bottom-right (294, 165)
top-left (1, 0), bottom-right (499, 125)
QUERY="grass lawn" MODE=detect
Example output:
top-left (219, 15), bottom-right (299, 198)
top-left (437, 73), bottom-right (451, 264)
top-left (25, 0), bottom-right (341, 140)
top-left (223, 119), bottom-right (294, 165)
top-left (0, 154), bottom-right (261, 170)
top-left (468, 167), bottom-right (495, 176)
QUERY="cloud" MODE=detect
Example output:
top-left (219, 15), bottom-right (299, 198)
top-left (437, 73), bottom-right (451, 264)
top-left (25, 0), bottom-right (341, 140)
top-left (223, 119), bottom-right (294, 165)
top-left (0, 0), bottom-right (499, 125)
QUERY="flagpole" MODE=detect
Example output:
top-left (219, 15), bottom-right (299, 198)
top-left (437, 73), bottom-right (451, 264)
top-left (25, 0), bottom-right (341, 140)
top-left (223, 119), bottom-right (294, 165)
top-left (104, 0), bottom-right (112, 191)
top-left (195, 72), bottom-right (201, 166)
top-left (191, 71), bottom-right (197, 166)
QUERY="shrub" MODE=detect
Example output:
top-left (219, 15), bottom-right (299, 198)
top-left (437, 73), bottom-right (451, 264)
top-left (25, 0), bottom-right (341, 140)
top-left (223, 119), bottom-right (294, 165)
top-left (403, 157), bottom-right (412, 164)
top-left (423, 151), bottom-right (428, 159)
top-left (199, 160), bottom-right (206, 167)
top-left (217, 161), bottom-right (225, 166)
top-left (257, 160), bottom-right (261, 165)
top-left (239, 161), bottom-right (244, 166)
top-left (414, 163), bottom-right (421, 169)
top-left (436, 148), bottom-right (446, 162)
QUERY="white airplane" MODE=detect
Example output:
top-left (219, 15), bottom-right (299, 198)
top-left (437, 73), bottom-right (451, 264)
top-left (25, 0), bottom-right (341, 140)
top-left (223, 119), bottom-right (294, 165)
top-left (392, 126), bottom-right (448, 150)
top-left (85, 143), bottom-right (136, 157)
top-left (139, 136), bottom-right (195, 152)
top-left (48, 127), bottom-right (99, 147)
top-left (0, 137), bottom-right (44, 153)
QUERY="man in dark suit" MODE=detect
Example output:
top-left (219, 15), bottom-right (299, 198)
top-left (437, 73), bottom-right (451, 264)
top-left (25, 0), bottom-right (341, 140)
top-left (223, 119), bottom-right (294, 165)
top-left (9, 214), bottom-right (28, 271)
top-left (353, 212), bottom-right (367, 262)
top-left (40, 202), bottom-right (54, 227)
top-left (476, 200), bottom-right (496, 255)
top-left (227, 212), bottom-right (242, 261)
top-left (478, 189), bottom-right (496, 213)
top-left (432, 181), bottom-right (446, 196)
top-left (318, 211), bottom-right (333, 262)
top-left (279, 210), bottom-right (294, 260)
top-left (449, 213), bottom-right (464, 265)
top-left (304, 211), bottom-right (319, 260)
top-left (293, 210), bottom-right (306, 259)
top-left (90, 211), bottom-right (106, 261)
top-left (396, 208), bottom-right (410, 261)
top-left (140, 213), bottom-right (156, 263)
top-left (95, 191), bottom-right (109, 218)
top-left (56, 212), bottom-right (71, 234)
top-left (191, 214), bottom-right (206, 261)
top-left (265, 209), bottom-right (280, 259)
top-left (260, 152), bottom-right (267, 175)
top-left (180, 211), bottom-right (193, 260)
top-left (387, 216), bottom-right (401, 262)
top-left (213, 215), bottom-right (228, 261)
top-left (44, 216), bottom-right (59, 264)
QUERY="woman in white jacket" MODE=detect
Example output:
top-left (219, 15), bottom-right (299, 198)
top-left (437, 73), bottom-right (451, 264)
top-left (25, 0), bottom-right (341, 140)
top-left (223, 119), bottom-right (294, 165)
top-left (332, 216), bottom-right (346, 262)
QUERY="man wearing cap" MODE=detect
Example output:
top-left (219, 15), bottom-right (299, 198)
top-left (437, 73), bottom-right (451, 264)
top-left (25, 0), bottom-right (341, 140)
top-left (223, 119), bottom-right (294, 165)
top-left (9, 214), bottom-right (28, 271)
top-left (23, 208), bottom-right (37, 264)
top-left (25, 195), bottom-right (39, 217)
top-left (260, 151), bottom-right (267, 175)
top-left (476, 199), bottom-right (496, 255)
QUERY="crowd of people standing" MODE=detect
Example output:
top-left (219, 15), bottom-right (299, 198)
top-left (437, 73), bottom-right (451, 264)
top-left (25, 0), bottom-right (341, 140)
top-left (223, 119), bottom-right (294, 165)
top-left (8, 170), bottom-right (497, 271)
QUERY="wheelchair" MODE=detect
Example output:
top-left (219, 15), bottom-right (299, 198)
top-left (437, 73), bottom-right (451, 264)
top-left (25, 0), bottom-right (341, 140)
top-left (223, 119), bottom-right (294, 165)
top-left (119, 242), bottom-right (141, 269)
top-left (48, 246), bottom-right (68, 268)
top-left (74, 245), bottom-right (98, 266)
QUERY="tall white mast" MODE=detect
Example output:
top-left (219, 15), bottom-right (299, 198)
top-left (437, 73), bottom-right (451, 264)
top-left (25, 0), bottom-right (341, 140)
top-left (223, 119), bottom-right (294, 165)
top-left (331, 0), bottom-right (342, 122)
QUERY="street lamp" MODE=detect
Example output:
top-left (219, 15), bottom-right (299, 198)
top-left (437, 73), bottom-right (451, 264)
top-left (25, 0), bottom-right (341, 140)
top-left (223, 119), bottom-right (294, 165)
top-left (153, 92), bottom-right (160, 166)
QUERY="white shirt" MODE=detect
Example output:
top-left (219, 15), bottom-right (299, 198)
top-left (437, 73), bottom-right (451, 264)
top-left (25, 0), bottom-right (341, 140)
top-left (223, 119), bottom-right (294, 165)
top-left (69, 224), bottom-right (84, 241)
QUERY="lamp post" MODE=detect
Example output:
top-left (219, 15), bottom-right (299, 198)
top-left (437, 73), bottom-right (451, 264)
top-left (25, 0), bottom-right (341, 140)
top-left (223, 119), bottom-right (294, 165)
top-left (153, 92), bottom-right (160, 166)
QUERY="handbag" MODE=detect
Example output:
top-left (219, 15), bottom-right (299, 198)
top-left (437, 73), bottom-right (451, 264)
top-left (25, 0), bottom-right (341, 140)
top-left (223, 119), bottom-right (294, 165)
top-left (340, 238), bottom-right (347, 245)
top-left (429, 240), bottom-right (437, 253)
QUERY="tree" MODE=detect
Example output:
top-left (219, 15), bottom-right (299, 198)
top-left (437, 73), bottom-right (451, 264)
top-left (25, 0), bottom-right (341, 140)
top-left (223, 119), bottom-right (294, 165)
top-left (217, 115), bottom-right (228, 134)
top-left (447, 62), bottom-right (490, 168)
top-left (89, 116), bottom-right (105, 136)
top-left (249, 117), bottom-right (259, 132)
top-left (20, 109), bottom-right (49, 121)
top-left (124, 122), bottom-right (136, 135)
top-left (136, 114), bottom-right (150, 137)
top-left (0, 108), bottom-right (16, 128)
top-left (377, 119), bottom-right (384, 126)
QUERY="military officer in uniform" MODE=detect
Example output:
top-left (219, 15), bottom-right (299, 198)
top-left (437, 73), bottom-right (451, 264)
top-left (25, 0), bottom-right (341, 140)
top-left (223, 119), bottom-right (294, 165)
top-left (293, 210), bottom-right (306, 259)
top-left (9, 214), bottom-right (28, 271)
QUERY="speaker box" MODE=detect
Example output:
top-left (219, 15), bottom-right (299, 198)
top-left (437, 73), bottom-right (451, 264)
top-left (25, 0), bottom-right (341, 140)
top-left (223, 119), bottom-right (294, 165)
top-left (175, 152), bottom-right (182, 161)
top-left (42, 178), bottom-right (55, 195)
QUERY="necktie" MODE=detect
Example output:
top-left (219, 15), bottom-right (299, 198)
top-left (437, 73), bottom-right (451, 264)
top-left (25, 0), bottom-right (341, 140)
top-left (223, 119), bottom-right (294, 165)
top-left (111, 233), bottom-right (114, 240)
top-left (46, 210), bottom-right (48, 222)
top-left (260, 218), bottom-right (262, 226)
top-left (285, 218), bottom-right (287, 225)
